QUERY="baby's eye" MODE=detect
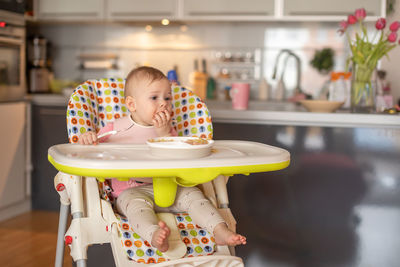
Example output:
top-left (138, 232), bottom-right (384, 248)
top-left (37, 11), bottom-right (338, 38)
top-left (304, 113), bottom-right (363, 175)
top-left (165, 96), bottom-right (171, 101)
top-left (151, 96), bottom-right (157, 100)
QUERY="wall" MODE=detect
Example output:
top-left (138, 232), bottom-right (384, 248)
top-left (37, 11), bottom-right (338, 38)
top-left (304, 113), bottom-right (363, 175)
top-left (33, 21), bottom-right (348, 99)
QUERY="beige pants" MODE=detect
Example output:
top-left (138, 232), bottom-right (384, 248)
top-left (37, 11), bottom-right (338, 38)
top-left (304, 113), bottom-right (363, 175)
top-left (116, 184), bottom-right (225, 242)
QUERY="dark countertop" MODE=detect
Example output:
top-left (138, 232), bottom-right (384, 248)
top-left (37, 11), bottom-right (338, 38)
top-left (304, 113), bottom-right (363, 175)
top-left (28, 94), bottom-right (400, 128)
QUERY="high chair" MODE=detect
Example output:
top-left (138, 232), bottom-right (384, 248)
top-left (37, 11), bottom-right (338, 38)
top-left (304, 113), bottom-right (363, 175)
top-left (54, 78), bottom-right (243, 267)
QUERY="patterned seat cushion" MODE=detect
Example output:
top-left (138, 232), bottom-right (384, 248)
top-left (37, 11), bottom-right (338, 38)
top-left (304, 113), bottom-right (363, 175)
top-left (117, 213), bottom-right (216, 264)
top-left (171, 86), bottom-right (213, 139)
top-left (67, 79), bottom-right (213, 144)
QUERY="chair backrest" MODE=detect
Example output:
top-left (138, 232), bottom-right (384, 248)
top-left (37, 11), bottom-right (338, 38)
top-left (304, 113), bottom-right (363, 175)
top-left (66, 78), bottom-right (213, 143)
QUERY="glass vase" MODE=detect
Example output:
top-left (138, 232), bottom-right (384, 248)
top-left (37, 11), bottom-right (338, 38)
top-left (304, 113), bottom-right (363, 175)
top-left (350, 62), bottom-right (376, 113)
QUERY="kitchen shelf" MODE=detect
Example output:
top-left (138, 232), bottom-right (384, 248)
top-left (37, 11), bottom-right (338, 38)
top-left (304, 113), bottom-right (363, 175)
top-left (216, 78), bottom-right (258, 83)
top-left (212, 62), bottom-right (258, 67)
top-left (78, 53), bottom-right (119, 70)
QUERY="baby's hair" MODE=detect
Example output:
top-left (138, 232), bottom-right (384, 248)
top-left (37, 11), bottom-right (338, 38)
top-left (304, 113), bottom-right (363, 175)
top-left (125, 66), bottom-right (168, 97)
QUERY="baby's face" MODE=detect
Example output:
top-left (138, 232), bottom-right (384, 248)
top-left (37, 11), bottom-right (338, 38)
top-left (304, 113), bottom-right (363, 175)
top-left (131, 78), bottom-right (172, 126)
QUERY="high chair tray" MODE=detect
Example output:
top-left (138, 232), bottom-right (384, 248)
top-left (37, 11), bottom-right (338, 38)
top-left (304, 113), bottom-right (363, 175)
top-left (48, 140), bottom-right (290, 207)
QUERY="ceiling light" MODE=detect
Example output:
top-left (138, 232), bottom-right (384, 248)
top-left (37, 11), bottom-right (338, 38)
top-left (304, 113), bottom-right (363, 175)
top-left (145, 25), bottom-right (152, 32)
top-left (161, 19), bottom-right (170, 26)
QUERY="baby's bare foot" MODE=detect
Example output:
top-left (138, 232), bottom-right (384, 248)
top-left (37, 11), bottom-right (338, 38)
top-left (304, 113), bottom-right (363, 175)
top-left (151, 221), bottom-right (170, 252)
top-left (214, 223), bottom-right (247, 246)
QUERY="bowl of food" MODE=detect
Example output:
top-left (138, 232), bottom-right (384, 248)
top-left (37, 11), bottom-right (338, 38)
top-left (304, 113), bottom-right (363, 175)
top-left (299, 100), bottom-right (344, 113)
top-left (146, 137), bottom-right (214, 159)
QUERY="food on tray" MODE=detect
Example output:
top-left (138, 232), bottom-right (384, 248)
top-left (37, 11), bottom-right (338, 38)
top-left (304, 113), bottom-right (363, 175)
top-left (147, 137), bottom-right (209, 145)
top-left (147, 138), bottom-right (174, 143)
top-left (184, 138), bottom-right (209, 145)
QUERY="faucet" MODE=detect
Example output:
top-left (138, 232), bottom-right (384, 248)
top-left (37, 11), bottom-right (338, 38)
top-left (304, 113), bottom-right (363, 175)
top-left (272, 49), bottom-right (303, 100)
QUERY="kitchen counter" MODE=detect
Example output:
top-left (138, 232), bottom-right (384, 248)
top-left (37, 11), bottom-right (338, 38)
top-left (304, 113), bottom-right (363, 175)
top-left (206, 100), bottom-right (400, 128)
top-left (28, 94), bottom-right (400, 128)
top-left (26, 94), bottom-right (69, 106)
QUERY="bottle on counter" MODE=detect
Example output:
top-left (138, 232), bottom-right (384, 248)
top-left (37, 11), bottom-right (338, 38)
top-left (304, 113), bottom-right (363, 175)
top-left (224, 86), bottom-right (231, 101)
top-left (189, 59), bottom-right (207, 99)
top-left (206, 76), bottom-right (216, 99)
top-left (258, 78), bottom-right (270, 101)
top-left (274, 79), bottom-right (286, 101)
top-left (167, 69), bottom-right (179, 86)
top-left (328, 72), bottom-right (351, 108)
top-left (375, 70), bottom-right (393, 112)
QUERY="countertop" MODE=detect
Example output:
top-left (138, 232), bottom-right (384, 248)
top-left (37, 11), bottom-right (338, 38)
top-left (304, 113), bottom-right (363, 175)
top-left (206, 100), bottom-right (400, 128)
top-left (29, 94), bottom-right (400, 128)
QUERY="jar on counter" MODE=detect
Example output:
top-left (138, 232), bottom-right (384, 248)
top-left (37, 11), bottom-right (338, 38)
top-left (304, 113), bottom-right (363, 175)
top-left (328, 72), bottom-right (351, 108)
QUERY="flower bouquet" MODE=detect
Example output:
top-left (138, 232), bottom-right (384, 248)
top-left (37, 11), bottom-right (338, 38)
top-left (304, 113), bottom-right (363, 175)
top-left (339, 8), bottom-right (399, 112)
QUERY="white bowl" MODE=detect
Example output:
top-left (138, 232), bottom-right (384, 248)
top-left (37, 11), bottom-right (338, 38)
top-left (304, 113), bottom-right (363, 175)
top-left (299, 100), bottom-right (344, 113)
top-left (146, 137), bottom-right (214, 159)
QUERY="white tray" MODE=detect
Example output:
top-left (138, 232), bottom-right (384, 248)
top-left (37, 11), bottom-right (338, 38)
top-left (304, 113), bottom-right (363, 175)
top-left (48, 140), bottom-right (289, 171)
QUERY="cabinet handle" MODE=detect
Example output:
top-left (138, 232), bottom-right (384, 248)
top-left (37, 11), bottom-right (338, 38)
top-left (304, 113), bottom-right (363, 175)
top-left (40, 12), bottom-right (99, 17)
top-left (188, 12), bottom-right (269, 16)
top-left (0, 36), bottom-right (24, 45)
top-left (111, 12), bottom-right (173, 17)
top-left (287, 11), bottom-right (374, 16)
top-left (39, 108), bottom-right (66, 116)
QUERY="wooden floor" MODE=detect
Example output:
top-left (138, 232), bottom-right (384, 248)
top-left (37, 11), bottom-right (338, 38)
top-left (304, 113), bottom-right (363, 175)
top-left (0, 210), bottom-right (73, 267)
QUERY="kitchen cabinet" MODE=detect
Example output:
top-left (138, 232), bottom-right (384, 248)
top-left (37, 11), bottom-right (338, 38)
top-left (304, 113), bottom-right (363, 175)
top-left (35, 0), bottom-right (104, 20)
top-left (182, 0), bottom-right (274, 19)
top-left (0, 102), bottom-right (31, 221)
top-left (31, 104), bottom-right (68, 211)
top-left (107, 0), bottom-right (177, 20)
top-left (34, 0), bottom-right (385, 21)
top-left (283, 0), bottom-right (383, 17)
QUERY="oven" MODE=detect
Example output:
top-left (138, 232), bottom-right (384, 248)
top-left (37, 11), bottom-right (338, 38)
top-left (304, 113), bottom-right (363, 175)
top-left (0, 10), bottom-right (26, 101)
top-left (0, 0), bottom-right (25, 14)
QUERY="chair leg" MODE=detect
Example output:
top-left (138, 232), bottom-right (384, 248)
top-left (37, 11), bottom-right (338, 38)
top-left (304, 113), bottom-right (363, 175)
top-left (55, 203), bottom-right (70, 267)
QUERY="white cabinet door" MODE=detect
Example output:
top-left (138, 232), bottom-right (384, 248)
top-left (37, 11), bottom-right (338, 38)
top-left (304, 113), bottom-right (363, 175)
top-left (107, 0), bottom-right (177, 20)
top-left (183, 0), bottom-right (274, 18)
top-left (0, 102), bottom-right (26, 209)
top-left (284, 0), bottom-right (382, 17)
top-left (36, 0), bottom-right (104, 20)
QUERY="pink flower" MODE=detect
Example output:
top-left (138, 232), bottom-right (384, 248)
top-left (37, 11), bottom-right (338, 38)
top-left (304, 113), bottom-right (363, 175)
top-left (355, 8), bottom-right (366, 20)
top-left (375, 18), bottom-right (386, 30)
top-left (347, 15), bottom-right (358, 25)
top-left (389, 21), bottom-right (400, 32)
top-left (339, 20), bottom-right (348, 30)
top-left (388, 32), bottom-right (397, 43)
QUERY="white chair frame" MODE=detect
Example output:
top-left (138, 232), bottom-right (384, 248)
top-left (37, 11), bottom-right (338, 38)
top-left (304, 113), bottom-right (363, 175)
top-left (54, 172), bottom-right (244, 267)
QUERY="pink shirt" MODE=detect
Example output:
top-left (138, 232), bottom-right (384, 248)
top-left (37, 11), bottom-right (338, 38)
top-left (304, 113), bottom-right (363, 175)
top-left (98, 115), bottom-right (177, 198)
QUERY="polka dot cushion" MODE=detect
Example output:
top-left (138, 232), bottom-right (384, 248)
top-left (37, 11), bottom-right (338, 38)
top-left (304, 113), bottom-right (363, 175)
top-left (175, 213), bottom-right (216, 257)
top-left (66, 79), bottom-right (213, 144)
top-left (171, 86), bottom-right (213, 140)
top-left (117, 213), bottom-right (216, 264)
top-left (67, 78), bottom-right (128, 143)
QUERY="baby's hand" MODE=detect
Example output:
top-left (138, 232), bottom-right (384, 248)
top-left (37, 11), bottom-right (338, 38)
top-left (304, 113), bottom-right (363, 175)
top-left (153, 110), bottom-right (172, 137)
top-left (79, 131), bottom-right (98, 145)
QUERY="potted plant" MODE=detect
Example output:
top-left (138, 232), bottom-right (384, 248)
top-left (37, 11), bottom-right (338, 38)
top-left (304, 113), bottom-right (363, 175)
top-left (310, 48), bottom-right (335, 75)
top-left (339, 8), bottom-right (399, 113)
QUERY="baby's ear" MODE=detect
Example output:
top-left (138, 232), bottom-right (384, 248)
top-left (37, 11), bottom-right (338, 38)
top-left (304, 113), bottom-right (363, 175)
top-left (125, 96), bottom-right (136, 112)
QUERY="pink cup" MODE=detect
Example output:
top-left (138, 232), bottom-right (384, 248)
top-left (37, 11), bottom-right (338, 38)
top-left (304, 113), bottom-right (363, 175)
top-left (230, 83), bottom-right (250, 110)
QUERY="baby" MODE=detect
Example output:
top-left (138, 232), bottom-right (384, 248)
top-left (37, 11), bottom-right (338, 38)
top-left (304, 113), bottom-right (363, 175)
top-left (79, 66), bottom-right (246, 252)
